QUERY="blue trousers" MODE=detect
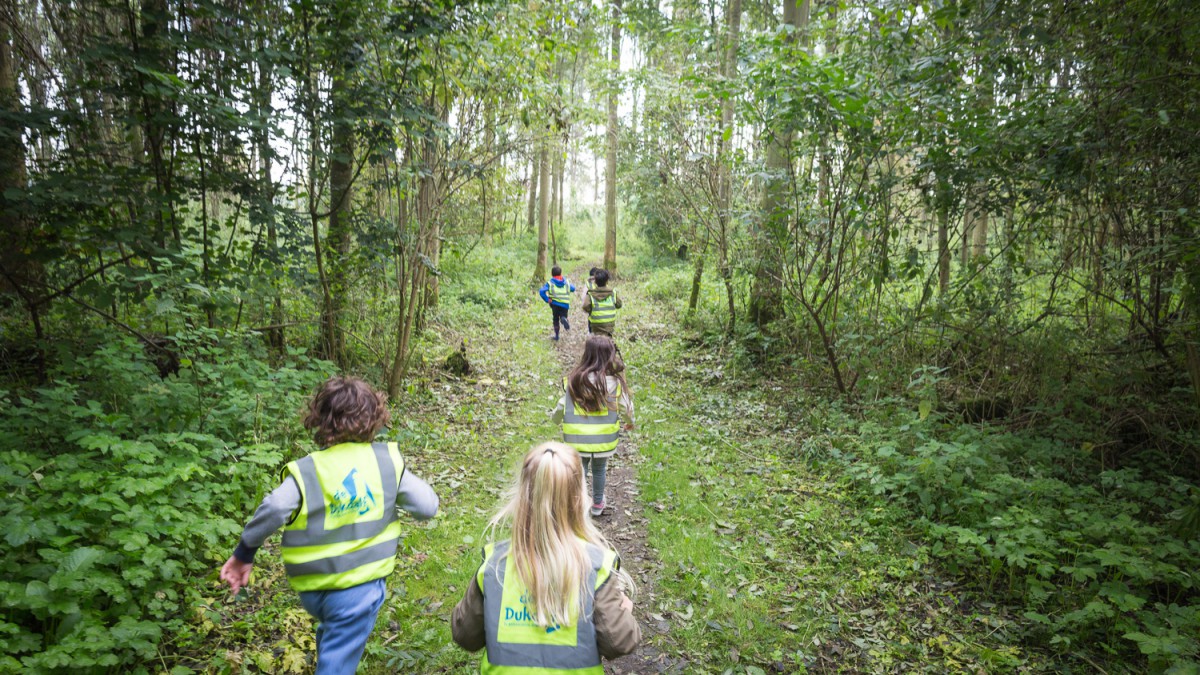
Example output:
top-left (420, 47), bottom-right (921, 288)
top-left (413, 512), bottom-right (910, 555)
top-left (299, 578), bottom-right (386, 675)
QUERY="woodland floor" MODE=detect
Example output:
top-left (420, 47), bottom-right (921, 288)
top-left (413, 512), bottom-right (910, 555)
top-left (196, 248), bottom-right (1035, 674)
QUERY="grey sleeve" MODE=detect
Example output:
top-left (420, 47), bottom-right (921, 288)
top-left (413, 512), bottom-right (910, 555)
top-left (233, 476), bottom-right (301, 562)
top-left (550, 394), bottom-right (566, 424)
top-left (396, 471), bottom-right (439, 521)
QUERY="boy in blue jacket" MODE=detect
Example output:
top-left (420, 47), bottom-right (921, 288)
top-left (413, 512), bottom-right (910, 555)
top-left (538, 265), bottom-right (575, 341)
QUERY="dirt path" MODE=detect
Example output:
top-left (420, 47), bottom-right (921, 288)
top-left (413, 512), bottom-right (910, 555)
top-left (554, 263), bottom-right (674, 674)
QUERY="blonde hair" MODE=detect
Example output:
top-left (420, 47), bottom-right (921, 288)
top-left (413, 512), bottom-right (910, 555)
top-left (486, 442), bottom-right (634, 628)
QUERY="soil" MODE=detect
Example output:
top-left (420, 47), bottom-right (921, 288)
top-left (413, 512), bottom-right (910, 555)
top-left (553, 264), bottom-right (680, 674)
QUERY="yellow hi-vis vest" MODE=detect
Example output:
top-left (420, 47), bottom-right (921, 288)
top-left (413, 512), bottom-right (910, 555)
top-left (588, 293), bottom-right (617, 324)
top-left (548, 279), bottom-right (572, 307)
top-left (280, 442), bottom-right (405, 592)
top-left (561, 378), bottom-right (620, 454)
top-left (475, 539), bottom-right (618, 675)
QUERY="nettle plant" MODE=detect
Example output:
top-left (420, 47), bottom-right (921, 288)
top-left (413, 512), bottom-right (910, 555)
top-left (0, 333), bottom-right (326, 670)
top-left (847, 416), bottom-right (1200, 670)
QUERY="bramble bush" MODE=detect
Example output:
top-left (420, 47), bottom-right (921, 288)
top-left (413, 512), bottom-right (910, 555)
top-left (841, 413), bottom-right (1200, 671)
top-left (0, 332), bottom-right (327, 671)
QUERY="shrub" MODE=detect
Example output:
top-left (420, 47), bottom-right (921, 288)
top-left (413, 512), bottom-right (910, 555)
top-left (0, 332), bottom-right (327, 671)
top-left (843, 416), bottom-right (1200, 671)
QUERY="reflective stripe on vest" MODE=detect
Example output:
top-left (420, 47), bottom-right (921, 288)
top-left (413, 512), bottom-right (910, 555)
top-left (548, 280), bottom-right (572, 307)
top-left (561, 379), bottom-right (619, 454)
top-left (589, 293), bottom-right (617, 324)
top-left (280, 442), bottom-right (405, 592)
top-left (476, 540), bottom-right (617, 675)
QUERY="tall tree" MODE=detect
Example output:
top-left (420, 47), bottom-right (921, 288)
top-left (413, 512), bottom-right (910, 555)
top-left (752, 0), bottom-right (809, 327)
top-left (716, 0), bottom-right (742, 334)
top-left (0, 14), bottom-right (42, 345)
top-left (603, 0), bottom-right (621, 273)
top-left (534, 133), bottom-right (551, 280)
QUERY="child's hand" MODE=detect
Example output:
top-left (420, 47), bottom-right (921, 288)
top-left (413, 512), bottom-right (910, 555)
top-left (220, 557), bottom-right (253, 595)
top-left (623, 422), bottom-right (636, 432)
top-left (619, 595), bottom-right (633, 613)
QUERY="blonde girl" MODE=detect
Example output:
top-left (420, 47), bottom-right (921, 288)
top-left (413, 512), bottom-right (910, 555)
top-left (451, 442), bottom-right (640, 671)
top-left (551, 335), bottom-right (635, 516)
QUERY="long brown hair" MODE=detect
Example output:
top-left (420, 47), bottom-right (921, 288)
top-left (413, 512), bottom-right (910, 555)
top-left (566, 336), bottom-right (630, 413)
top-left (486, 442), bottom-right (631, 627)
top-left (302, 377), bottom-right (391, 447)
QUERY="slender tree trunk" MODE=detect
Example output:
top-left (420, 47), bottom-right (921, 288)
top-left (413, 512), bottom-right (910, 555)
top-left (137, 0), bottom-right (179, 250)
top-left (324, 54), bottom-right (354, 367)
top-left (937, 201), bottom-right (950, 294)
top-left (549, 139), bottom-right (559, 232)
top-left (301, 9), bottom-right (337, 367)
top-left (526, 150), bottom-right (539, 233)
top-left (688, 230), bottom-right (709, 316)
top-left (960, 198), bottom-right (973, 267)
top-left (534, 135), bottom-right (551, 281)
top-left (717, 0), bottom-right (742, 335)
top-left (604, 0), bottom-right (622, 273)
top-left (425, 101), bottom-right (449, 309)
top-left (483, 103), bottom-right (493, 240)
top-left (254, 46), bottom-right (284, 356)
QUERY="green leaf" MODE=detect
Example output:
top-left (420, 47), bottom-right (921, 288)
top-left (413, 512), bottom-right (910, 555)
top-left (59, 547), bottom-right (104, 576)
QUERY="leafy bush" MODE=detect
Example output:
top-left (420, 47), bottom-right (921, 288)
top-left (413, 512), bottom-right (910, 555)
top-left (841, 415), bottom-right (1200, 671)
top-left (0, 333), bottom-right (327, 671)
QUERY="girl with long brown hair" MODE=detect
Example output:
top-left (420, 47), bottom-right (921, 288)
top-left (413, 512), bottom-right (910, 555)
top-left (551, 335), bottom-right (635, 516)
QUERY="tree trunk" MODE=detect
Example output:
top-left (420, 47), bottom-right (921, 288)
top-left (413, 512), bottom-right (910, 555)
top-left (254, 42), bottom-right (284, 357)
top-left (526, 150), bottom-right (539, 233)
top-left (937, 202), bottom-right (950, 294)
top-left (0, 17), bottom-right (44, 350)
top-left (534, 136), bottom-right (551, 281)
top-left (604, 0), bottom-right (622, 273)
top-left (960, 197), bottom-right (973, 267)
top-left (425, 101), bottom-right (449, 310)
top-left (752, 0), bottom-right (808, 328)
top-left (138, 0), bottom-right (179, 250)
top-left (324, 52), bottom-right (354, 368)
top-left (971, 203), bottom-right (988, 259)
top-left (717, 0), bottom-right (742, 336)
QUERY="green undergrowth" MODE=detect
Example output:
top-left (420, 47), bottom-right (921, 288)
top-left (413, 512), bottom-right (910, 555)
top-left (623, 255), bottom-right (1036, 674)
top-left (834, 410), bottom-right (1200, 672)
top-left (0, 331), bottom-right (329, 673)
top-left (632, 252), bottom-right (1200, 673)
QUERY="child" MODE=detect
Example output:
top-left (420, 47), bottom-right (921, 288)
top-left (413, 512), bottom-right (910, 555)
top-left (219, 377), bottom-right (439, 675)
top-left (585, 266), bottom-right (601, 292)
top-left (550, 335), bottom-right (634, 516)
top-left (582, 268), bottom-right (622, 337)
top-left (451, 442), bottom-right (640, 669)
top-left (538, 265), bottom-right (575, 341)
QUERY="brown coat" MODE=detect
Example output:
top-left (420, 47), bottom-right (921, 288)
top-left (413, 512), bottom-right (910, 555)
top-left (582, 287), bottom-right (622, 336)
top-left (451, 573), bottom-right (641, 659)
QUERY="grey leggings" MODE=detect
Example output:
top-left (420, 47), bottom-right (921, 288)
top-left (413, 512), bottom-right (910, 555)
top-left (580, 456), bottom-right (608, 504)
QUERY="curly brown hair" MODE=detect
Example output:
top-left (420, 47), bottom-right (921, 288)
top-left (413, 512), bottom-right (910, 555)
top-left (302, 377), bottom-right (391, 447)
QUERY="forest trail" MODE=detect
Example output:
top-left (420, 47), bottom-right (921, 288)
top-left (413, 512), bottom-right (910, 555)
top-left (552, 262), bottom-right (675, 674)
top-left (199, 251), bottom-right (1034, 674)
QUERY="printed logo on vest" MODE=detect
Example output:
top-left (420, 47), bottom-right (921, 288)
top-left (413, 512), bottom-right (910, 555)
top-left (495, 560), bottom-right (580, 646)
top-left (503, 593), bottom-right (562, 634)
top-left (329, 467), bottom-right (377, 517)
